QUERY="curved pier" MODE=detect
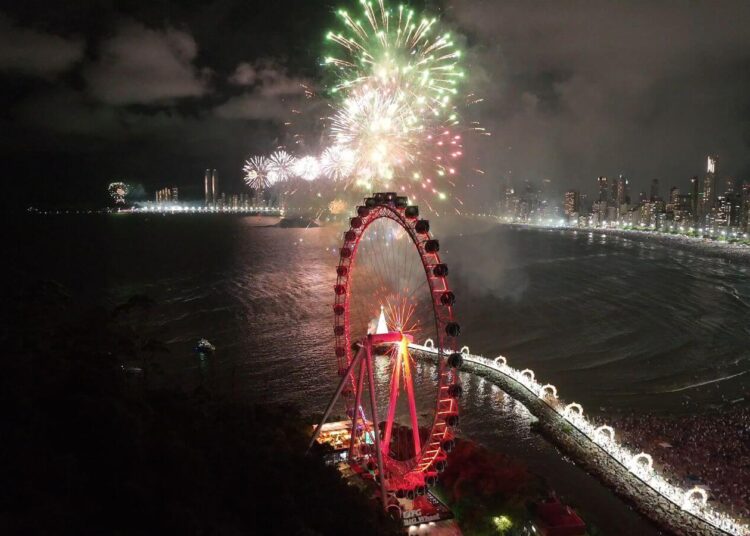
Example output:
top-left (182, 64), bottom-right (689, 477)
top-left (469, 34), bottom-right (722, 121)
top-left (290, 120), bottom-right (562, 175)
top-left (410, 342), bottom-right (749, 536)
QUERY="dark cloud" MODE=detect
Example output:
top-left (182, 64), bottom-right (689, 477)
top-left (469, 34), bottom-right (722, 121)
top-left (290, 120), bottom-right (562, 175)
top-left (0, 13), bottom-right (83, 77)
top-left (85, 21), bottom-right (210, 105)
top-left (216, 61), bottom-right (312, 119)
top-left (228, 62), bottom-right (257, 86)
top-left (214, 93), bottom-right (289, 120)
top-left (2, 0), bottom-right (749, 209)
top-left (214, 93), bottom-right (292, 120)
top-left (0, 1), bottom-right (333, 208)
top-left (450, 0), bottom-right (750, 199)
top-left (229, 61), bottom-right (311, 96)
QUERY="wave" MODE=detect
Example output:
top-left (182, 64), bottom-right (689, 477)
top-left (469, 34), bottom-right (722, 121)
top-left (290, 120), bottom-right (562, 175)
top-left (658, 370), bottom-right (748, 393)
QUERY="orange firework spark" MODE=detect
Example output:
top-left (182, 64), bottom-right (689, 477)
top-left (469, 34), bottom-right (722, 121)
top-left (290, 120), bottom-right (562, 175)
top-left (383, 294), bottom-right (420, 335)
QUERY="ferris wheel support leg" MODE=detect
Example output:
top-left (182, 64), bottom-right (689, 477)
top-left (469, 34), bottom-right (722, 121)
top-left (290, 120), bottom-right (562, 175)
top-left (365, 342), bottom-right (389, 510)
top-left (349, 359), bottom-right (367, 461)
top-left (382, 347), bottom-right (402, 457)
top-left (307, 347), bottom-right (365, 452)
top-left (401, 345), bottom-right (422, 456)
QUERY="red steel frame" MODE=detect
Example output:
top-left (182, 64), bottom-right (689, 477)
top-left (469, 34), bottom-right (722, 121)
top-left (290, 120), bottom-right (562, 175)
top-left (332, 194), bottom-right (460, 497)
top-left (382, 337), bottom-right (421, 459)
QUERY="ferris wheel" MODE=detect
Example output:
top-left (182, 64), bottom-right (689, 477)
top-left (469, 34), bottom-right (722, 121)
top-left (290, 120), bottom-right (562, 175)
top-left (311, 192), bottom-right (463, 514)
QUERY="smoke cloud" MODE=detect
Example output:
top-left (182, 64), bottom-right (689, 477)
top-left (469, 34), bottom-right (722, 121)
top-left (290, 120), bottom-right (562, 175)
top-left (85, 21), bottom-right (210, 105)
top-left (0, 14), bottom-right (84, 77)
top-left (448, 0), bottom-right (750, 199)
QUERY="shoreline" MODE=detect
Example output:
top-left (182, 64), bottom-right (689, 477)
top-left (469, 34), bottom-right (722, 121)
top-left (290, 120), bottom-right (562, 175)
top-left (412, 344), bottom-right (748, 536)
top-left (499, 221), bottom-right (750, 263)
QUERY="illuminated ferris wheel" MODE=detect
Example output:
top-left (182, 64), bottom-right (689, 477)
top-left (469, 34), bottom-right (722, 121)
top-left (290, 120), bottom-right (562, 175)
top-left (312, 192), bottom-right (463, 515)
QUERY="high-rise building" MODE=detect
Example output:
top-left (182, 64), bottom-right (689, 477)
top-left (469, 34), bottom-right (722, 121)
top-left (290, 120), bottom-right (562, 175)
top-left (728, 191), bottom-right (742, 228)
top-left (715, 196), bottom-right (730, 227)
top-left (606, 205), bottom-right (617, 224)
top-left (667, 187), bottom-right (686, 222)
top-left (610, 179), bottom-right (619, 206)
top-left (639, 202), bottom-right (655, 227)
top-left (541, 179), bottom-right (552, 200)
top-left (741, 183), bottom-right (750, 232)
top-left (597, 176), bottom-right (609, 203)
top-left (669, 186), bottom-right (680, 205)
top-left (707, 155), bottom-right (717, 174)
top-left (725, 176), bottom-right (736, 194)
top-left (612, 174), bottom-right (630, 222)
top-left (615, 174), bottom-right (630, 206)
top-left (702, 155), bottom-right (718, 225)
top-left (211, 169), bottom-right (218, 206)
top-left (650, 178), bottom-right (660, 201)
top-left (564, 190), bottom-right (579, 218)
top-left (204, 169), bottom-right (211, 205)
top-left (690, 176), bottom-right (700, 223)
top-left (676, 194), bottom-right (691, 223)
top-left (578, 193), bottom-right (589, 215)
top-left (703, 173), bottom-right (716, 209)
top-left (501, 184), bottom-right (517, 219)
top-left (171, 187), bottom-right (179, 202)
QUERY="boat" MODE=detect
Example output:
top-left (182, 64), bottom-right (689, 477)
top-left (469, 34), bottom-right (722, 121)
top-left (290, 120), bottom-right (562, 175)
top-left (194, 338), bottom-right (216, 355)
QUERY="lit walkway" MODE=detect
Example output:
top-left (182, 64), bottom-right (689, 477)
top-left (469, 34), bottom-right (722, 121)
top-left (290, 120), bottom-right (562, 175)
top-left (130, 206), bottom-right (283, 215)
top-left (410, 342), bottom-right (749, 536)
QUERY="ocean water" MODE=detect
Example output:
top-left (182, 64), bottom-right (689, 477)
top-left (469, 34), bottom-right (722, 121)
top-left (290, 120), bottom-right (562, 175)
top-left (14, 213), bottom-right (750, 534)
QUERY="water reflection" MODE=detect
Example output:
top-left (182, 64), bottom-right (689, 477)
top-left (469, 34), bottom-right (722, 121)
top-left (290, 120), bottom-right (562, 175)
top-left (20, 215), bottom-right (749, 536)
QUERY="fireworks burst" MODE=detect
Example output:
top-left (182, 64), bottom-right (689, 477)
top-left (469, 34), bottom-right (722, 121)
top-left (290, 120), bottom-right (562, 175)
top-left (267, 150), bottom-right (297, 183)
top-left (325, 1), bottom-right (463, 118)
top-left (292, 155), bottom-right (321, 182)
top-left (243, 156), bottom-right (270, 190)
top-left (328, 198), bottom-right (348, 215)
top-left (322, 0), bottom-right (466, 197)
top-left (330, 85), bottom-right (419, 187)
top-left (235, 1), bottom-right (477, 209)
top-left (384, 294), bottom-right (420, 335)
top-left (108, 182), bottom-right (128, 204)
top-left (320, 145), bottom-right (356, 181)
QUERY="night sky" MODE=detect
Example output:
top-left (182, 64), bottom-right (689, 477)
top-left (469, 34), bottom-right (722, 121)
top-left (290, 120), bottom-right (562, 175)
top-left (2, 0), bottom-right (750, 208)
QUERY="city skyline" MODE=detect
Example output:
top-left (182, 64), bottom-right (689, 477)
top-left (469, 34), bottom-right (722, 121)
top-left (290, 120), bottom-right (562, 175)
top-left (108, 149), bottom-right (746, 210)
top-left (500, 153), bottom-right (750, 235)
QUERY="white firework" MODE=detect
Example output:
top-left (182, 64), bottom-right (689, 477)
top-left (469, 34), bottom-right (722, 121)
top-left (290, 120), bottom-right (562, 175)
top-left (267, 150), bottom-right (297, 183)
top-left (292, 155), bottom-right (321, 182)
top-left (108, 182), bottom-right (129, 204)
top-left (243, 156), bottom-right (269, 190)
top-left (330, 85), bottom-right (419, 184)
top-left (320, 145), bottom-right (355, 181)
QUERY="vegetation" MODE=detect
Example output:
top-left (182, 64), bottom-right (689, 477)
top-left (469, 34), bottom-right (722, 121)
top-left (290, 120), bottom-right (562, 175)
top-left (437, 439), bottom-right (543, 535)
top-left (3, 282), bottom-right (399, 535)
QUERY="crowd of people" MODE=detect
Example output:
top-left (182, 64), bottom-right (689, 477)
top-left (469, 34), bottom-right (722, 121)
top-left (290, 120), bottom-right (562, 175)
top-left (608, 405), bottom-right (750, 522)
